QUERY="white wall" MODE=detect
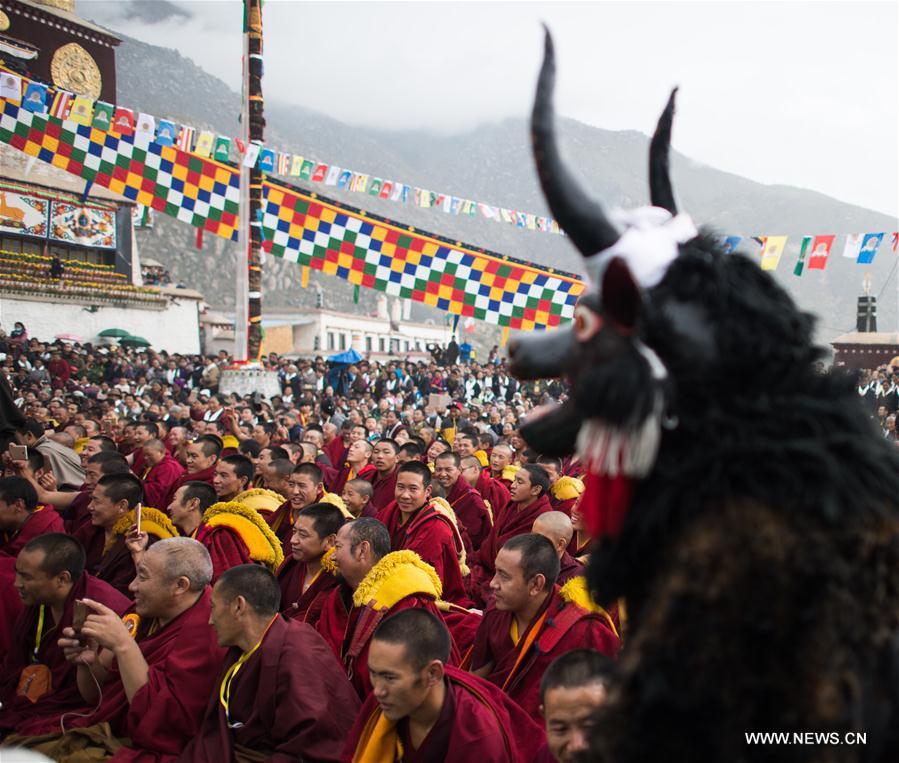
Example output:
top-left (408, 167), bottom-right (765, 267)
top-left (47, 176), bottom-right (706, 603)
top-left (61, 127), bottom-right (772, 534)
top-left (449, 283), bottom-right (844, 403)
top-left (0, 294), bottom-right (201, 354)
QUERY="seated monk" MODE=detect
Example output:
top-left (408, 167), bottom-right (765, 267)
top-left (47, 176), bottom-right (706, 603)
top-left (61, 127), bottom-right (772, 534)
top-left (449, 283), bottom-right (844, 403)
top-left (277, 501), bottom-right (344, 625)
top-left (25, 452), bottom-right (130, 534)
top-left (567, 503), bottom-right (593, 560)
top-left (212, 454), bottom-right (254, 503)
top-left (162, 434), bottom-right (222, 509)
top-left (537, 457), bottom-right (584, 517)
top-left (487, 443), bottom-right (518, 488)
top-left (468, 464), bottom-right (554, 606)
top-left (316, 518), bottom-right (457, 699)
top-left (533, 511), bottom-right (584, 585)
top-left (535, 649), bottom-right (618, 763)
top-left (470, 533), bottom-right (619, 723)
top-left (433, 452), bottom-right (491, 551)
top-left (73, 473), bottom-right (178, 597)
top-left (341, 478), bottom-right (378, 518)
top-left (330, 439), bottom-right (376, 496)
top-left (463, 455), bottom-right (509, 524)
top-left (157, 481), bottom-right (282, 583)
top-left (266, 463), bottom-right (350, 556)
top-left (344, 609), bottom-right (545, 762)
top-left (259, 457), bottom-right (294, 500)
top-left (6, 538), bottom-right (227, 760)
top-left (138, 439), bottom-right (185, 510)
top-left (365, 439), bottom-right (400, 513)
top-left (377, 461), bottom-right (472, 606)
top-left (0, 534), bottom-right (130, 732)
top-left (181, 564), bottom-right (359, 762)
top-left (0, 476), bottom-right (64, 557)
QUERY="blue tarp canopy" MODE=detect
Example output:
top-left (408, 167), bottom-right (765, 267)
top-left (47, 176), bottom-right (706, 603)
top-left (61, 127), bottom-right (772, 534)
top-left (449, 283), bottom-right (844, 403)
top-left (328, 348), bottom-right (363, 364)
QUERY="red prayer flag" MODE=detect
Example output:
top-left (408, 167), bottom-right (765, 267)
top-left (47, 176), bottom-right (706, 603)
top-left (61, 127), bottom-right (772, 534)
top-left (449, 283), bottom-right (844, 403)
top-left (806, 234), bottom-right (835, 270)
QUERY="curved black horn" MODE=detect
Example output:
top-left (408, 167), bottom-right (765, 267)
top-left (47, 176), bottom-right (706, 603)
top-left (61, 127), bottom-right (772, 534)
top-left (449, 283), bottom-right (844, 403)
top-left (531, 27), bottom-right (619, 257)
top-left (649, 87), bottom-right (678, 214)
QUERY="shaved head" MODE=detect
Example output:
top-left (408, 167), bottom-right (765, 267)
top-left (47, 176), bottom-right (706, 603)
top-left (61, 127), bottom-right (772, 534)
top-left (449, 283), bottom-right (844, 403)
top-left (146, 537), bottom-right (212, 591)
top-left (533, 511), bottom-right (574, 555)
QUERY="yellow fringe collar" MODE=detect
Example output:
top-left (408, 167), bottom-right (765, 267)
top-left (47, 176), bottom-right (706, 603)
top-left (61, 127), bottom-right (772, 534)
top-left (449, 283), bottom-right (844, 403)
top-left (552, 475), bottom-right (585, 501)
top-left (428, 497), bottom-right (469, 576)
top-left (108, 507), bottom-right (178, 553)
top-left (202, 501), bottom-right (284, 571)
top-left (560, 577), bottom-right (619, 639)
top-left (352, 550), bottom-right (442, 610)
top-left (320, 491), bottom-right (353, 519)
top-left (234, 488), bottom-right (285, 514)
top-left (321, 546), bottom-right (337, 574)
top-left (501, 464), bottom-right (520, 481)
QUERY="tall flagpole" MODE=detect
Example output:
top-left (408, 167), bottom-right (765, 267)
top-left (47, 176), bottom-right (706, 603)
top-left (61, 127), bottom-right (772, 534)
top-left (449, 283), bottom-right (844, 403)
top-left (236, 0), bottom-right (265, 361)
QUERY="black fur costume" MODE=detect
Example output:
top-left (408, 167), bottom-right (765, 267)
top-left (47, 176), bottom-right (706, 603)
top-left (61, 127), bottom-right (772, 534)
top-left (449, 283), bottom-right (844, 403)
top-left (510, 30), bottom-right (899, 763)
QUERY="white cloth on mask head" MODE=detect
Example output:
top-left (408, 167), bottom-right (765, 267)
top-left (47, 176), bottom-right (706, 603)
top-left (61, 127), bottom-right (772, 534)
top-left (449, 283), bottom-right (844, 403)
top-left (585, 206), bottom-right (697, 289)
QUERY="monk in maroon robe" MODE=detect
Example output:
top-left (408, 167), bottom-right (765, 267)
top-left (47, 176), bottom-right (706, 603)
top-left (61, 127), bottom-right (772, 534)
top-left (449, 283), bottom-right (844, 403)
top-left (11, 538), bottom-right (227, 761)
top-left (266, 463), bottom-right (326, 553)
top-left (468, 465), bottom-right (554, 606)
top-left (0, 556), bottom-right (23, 654)
top-left (139, 439), bottom-right (185, 509)
top-left (434, 453), bottom-right (491, 550)
top-left (161, 435), bottom-right (221, 509)
top-left (470, 534), bottom-right (619, 723)
top-left (329, 440), bottom-right (376, 496)
top-left (182, 564), bottom-right (359, 763)
top-left (276, 502), bottom-right (344, 626)
top-left (378, 462), bottom-right (471, 606)
top-left (343, 609), bottom-right (545, 762)
top-left (0, 534), bottom-right (130, 732)
top-left (474, 468), bottom-right (511, 520)
top-left (320, 519), bottom-right (459, 699)
top-left (533, 511), bottom-right (585, 585)
top-left (0, 476), bottom-right (64, 557)
top-left (366, 439), bottom-right (400, 513)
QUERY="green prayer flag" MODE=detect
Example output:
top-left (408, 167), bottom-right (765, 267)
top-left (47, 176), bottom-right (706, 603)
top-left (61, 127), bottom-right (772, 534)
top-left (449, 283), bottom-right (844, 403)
top-left (299, 160), bottom-right (315, 181)
top-left (353, 284), bottom-right (361, 304)
top-left (92, 101), bottom-right (114, 130)
top-left (794, 235), bottom-right (812, 277)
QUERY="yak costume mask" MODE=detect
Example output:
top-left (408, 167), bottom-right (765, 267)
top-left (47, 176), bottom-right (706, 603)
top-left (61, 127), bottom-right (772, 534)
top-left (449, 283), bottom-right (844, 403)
top-left (509, 28), bottom-right (899, 762)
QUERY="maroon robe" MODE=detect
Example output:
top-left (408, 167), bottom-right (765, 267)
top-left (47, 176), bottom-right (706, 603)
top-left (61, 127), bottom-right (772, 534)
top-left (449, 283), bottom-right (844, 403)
top-left (550, 494), bottom-right (578, 517)
top-left (343, 666), bottom-right (546, 762)
top-left (315, 583), bottom-right (353, 660)
top-left (194, 524), bottom-right (252, 583)
top-left (0, 556), bottom-right (23, 655)
top-left (470, 585), bottom-right (619, 722)
top-left (378, 502), bottom-right (471, 606)
top-left (266, 491), bottom-right (324, 558)
top-left (365, 467), bottom-right (398, 513)
top-left (0, 507), bottom-right (66, 558)
top-left (276, 558), bottom-right (339, 626)
top-left (73, 523), bottom-right (164, 598)
top-left (0, 574), bottom-right (129, 731)
top-left (468, 494), bottom-right (553, 606)
top-left (15, 588), bottom-right (227, 762)
top-left (446, 476), bottom-right (491, 551)
top-left (567, 531), bottom-right (593, 559)
top-left (141, 454), bottom-right (186, 510)
top-left (330, 462), bottom-right (376, 497)
top-left (180, 616), bottom-right (359, 763)
top-left (64, 489), bottom-right (93, 534)
top-left (475, 471), bottom-right (511, 523)
top-left (557, 551), bottom-right (585, 585)
top-left (162, 464), bottom-right (216, 511)
top-left (325, 438), bottom-right (348, 470)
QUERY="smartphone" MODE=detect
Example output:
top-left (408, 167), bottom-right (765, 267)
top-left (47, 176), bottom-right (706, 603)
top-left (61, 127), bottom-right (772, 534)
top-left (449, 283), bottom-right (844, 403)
top-left (135, 503), bottom-right (142, 534)
top-left (73, 600), bottom-right (87, 634)
top-left (8, 444), bottom-right (27, 461)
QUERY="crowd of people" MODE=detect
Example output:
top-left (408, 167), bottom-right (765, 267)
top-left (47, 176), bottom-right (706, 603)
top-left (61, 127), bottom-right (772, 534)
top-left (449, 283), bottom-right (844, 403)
top-left (0, 330), bottom-right (616, 762)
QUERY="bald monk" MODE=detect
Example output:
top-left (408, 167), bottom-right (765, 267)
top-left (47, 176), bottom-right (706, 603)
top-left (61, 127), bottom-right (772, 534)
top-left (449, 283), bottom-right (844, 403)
top-left (277, 502), bottom-right (343, 625)
top-left (0, 476), bottom-right (64, 557)
top-left (533, 511), bottom-right (584, 585)
top-left (8, 538), bottom-right (227, 761)
top-left (0, 534), bottom-right (129, 732)
top-left (329, 439), bottom-right (376, 496)
top-left (73, 473), bottom-right (177, 597)
top-left (317, 518), bottom-right (457, 699)
top-left (433, 452), bottom-right (491, 550)
top-left (181, 564), bottom-right (359, 762)
top-left (162, 434), bottom-right (222, 509)
top-left (537, 457), bottom-right (584, 517)
top-left (535, 649), bottom-right (617, 763)
top-left (344, 609), bottom-right (545, 762)
top-left (366, 439), bottom-right (400, 513)
top-left (468, 464), bottom-right (554, 606)
top-left (377, 461), bottom-right (471, 606)
top-left (464, 456), bottom-right (510, 525)
top-left (487, 442), bottom-right (517, 487)
top-left (470, 534), bottom-right (619, 723)
top-left (139, 438), bottom-right (185, 510)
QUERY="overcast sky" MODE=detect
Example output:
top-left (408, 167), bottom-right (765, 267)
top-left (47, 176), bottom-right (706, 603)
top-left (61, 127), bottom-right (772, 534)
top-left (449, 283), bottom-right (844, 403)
top-left (79, 0), bottom-right (898, 219)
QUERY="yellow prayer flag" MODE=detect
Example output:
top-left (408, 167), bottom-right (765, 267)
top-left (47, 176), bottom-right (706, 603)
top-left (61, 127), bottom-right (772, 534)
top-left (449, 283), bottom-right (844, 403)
top-left (290, 155), bottom-right (304, 176)
top-left (760, 235), bottom-right (788, 271)
top-left (500, 327), bottom-right (510, 347)
top-left (301, 266), bottom-right (309, 288)
top-left (194, 130), bottom-right (215, 158)
top-left (69, 96), bottom-right (94, 126)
